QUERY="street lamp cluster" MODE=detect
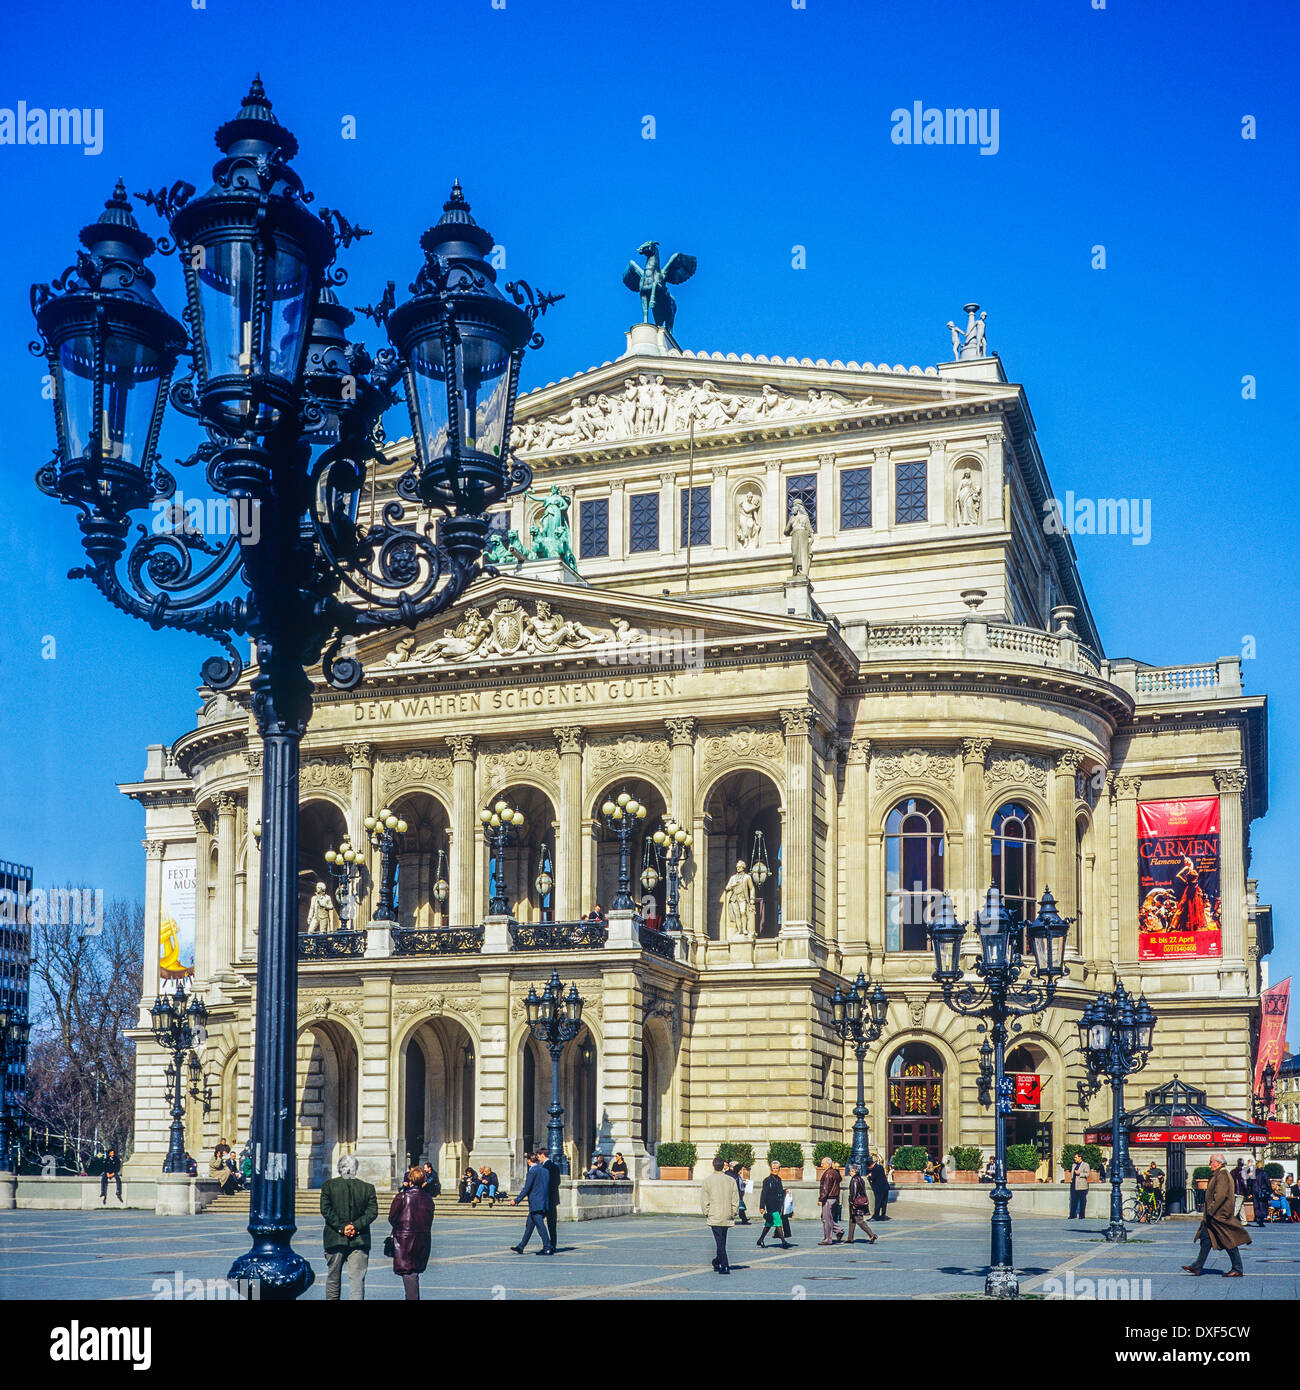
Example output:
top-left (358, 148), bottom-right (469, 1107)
top-left (364, 807), bottom-right (408, 923)
top-left (1078, 982), bottom-right (1156, 1241)
top-left (148, 981), bottom-right (210, 1175)
top-left (31, 78), bottom-right (557, 1298)
top-left (600, 791), bottom-right (648, 912)
top-left (523, 972), bottom-right (586, 1174)
top-left (651, 815), bottom-right (692, 931)
top-left (482, 800), bottom-right (526, 917)
top-left (831, 972), bottom-right (889, 1170)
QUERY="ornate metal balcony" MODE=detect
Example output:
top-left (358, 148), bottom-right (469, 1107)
top-left (390, 926), bottom-right (485, 957)
top-left (297, 931), bottom-right (366, 960)
top-left (509, 919), bottom-right (609, 951)
top-left (637, 924), bottom-right (677, 960)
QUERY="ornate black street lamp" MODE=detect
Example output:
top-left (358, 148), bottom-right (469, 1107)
top-left (523, 971), bottom-right (585, 1175)
top-left (651, 815), bottom-right (691, 931)
top-left (363, 807), bottom-right (407, 922)
top-left (324, 833), bottom-right (365, 926)
top-left (0, 1008), bottom-right (32, 1173)
top-left (1252, 1060), bottom-right (1277, 1126)
top-left (830, 971), bottom-right (889, 1171)
top-left (149, 980), bottom-right (209, 1174)
top-left (600, 790), bottom-right (647, 912)
top-left (1077, 982), bottom-right (1156, 1242)
top-left (30, 80), bottom-right (557, 1298)
top-left (481, 799), bottom-right (525, 917)
top-left (928, 884), bottom-right (1070, 1298)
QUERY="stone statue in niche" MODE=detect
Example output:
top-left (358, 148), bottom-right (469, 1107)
top-left (721, 861), bottom-right (756, 940)
top-left (735, 487), bottom-right (762, 549)
top-left (306, 882), bottom-right (339, 934)
top-left (954, 468), bottom-right (982, 526)
top-left (785, 496), bottom-right (814, 577)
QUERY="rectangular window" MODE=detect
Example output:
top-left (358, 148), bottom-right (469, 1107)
top-left (680, 486), bottom-right (710, 547)
top-left (895, 459), bottom-right (928, 524)
top-left (785, 472), bottom-right (817, 530)
top-left (486, 510), bottom-right (511, 541)
top-left (628, 492), bottom-right (659, 553)
top-left (578, 498), bottom-right (608, 558)
top-left (839, 466), bottom-right (872, 529)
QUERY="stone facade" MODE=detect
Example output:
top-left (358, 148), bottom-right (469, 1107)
top-left (119, 329), bottom-right (1272, 1188)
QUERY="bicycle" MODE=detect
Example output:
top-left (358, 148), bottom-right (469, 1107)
top-left (1122, 1187), bottom-right (1165, 1224)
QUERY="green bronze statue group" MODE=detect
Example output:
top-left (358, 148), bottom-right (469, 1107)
top-left (484, 484), bottom-right (576, 570)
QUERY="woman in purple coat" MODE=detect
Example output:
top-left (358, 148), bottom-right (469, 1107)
top-left (388, 1166), bottom-right (435, 1300)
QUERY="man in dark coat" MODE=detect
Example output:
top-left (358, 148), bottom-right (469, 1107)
top-left (538, 1145), bottom-right (563, 1251)
top-left (100, 1148), bottom-right (121, 1204)
top-left (320, 1154), bottom-right (379, 1300)
top-left (757, 1163), bottom-right (791, 1249)
top-left (1251, 1165), bottom-right (1272, 1228)
top-left (510, 1153), bottom-right (554, 1254)
top-left (818, 1157), bottom-right (845, 1244)
top-left (1183, 1153), bottom-right (1251, 1277)
top-left (868, 1154), bottom-right (891, 1220)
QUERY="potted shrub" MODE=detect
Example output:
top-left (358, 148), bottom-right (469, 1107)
top-left (949, 1145), bottom-right (982, 1183)
top-left (1006, 1143), bottom-right (1040, 1183)
top-left (655, 1141), bottom-right (697, 1179)
top-left (766, 1141), bottom-right (804, 1180)
top-left (1192, 1164), bottom-right (1213, 1192)
top-left (715, 1141), bottom-right (756, 1172)
top-left (812, 1140), bottom-right (852, 1169)
top-left (889, 1145), bottom-right (929, 1183)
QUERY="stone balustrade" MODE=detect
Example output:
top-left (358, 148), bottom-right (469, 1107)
top-left (1106, 655), bottom-right (1243, 703)
top-left (861, 618), bottom-right (1101, 675)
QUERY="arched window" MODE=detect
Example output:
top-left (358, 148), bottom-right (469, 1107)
top-left (991, 802), bottom-right (1036, 934)
top-left (887, 1043), bottom-right (944, 1160)
top-left (886, 798), bottom-right (945, 951)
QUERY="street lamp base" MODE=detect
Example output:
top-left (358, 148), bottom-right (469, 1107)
top-left (1104, 1222), bottom-right (1129, 1244)
top-left (228, 1239), bottom-right (316, 1301)
top-left (985, 1264), bottom-right (1020, 1298)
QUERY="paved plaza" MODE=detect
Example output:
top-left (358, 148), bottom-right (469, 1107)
top-left (2, 1207), bottom-right (1298, 1301)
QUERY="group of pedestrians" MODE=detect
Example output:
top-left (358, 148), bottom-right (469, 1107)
top-left (510, 1147), bottom-right (563, 1255)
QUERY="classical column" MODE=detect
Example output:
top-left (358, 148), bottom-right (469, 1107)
top-left (843, 739), bottom-right (870, 952)
top-left (1214, 769), bottom-right (1249, 968)
top-left (553, 726), bottom-right (585, 922)
top-left (214, 793), bottom-right (238, 983)
top-left (764, 459), bottom-right (781, 543)
top-left (821, 734), bottom-right (840, 949)
top-left (141, 839), bottom-right (167, 1025)
top-left (817, 452), bottom-right (837, 539)
top-left (984, 431), bottom-right (1005, 523)
top-left (446, 735), bottom-right (477, 925)
top-left (664, 718), bottom-right (697, 951)
top-left (191, 813), bottom-right (211, 989)
top-left (1053, 751), bottom-right (1084, 937)
top-left (928, 438), bottom-right (946, 523)
top-left (242, 749), bottom-right (262, 960)
top-left (873, 447), bottom-right (890, 532)
top-left (1114, 775), bottom-right (1142, 962)
top-left (344, 741), bottom-right (374, 922)
top-left (659, 469), bottom-right (676, 558)
top-left (779, 707), bottom-right (817, 953)
top-left (960, 738), bottom-right (991, 919)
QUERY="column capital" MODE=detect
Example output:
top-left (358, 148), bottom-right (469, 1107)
top-left (1113, 775), bottom-right (1142, 800)
top-left (664, 717), bottom-right (697, 747)
top-left (143, 839), bottom-right (166, 860)
top-left (779, 705), bottom-right (817, 738)
top-left (242, 748), bottom-right (262, 773)
top-left (446, 734), bottom-right (477, 762)
top-left (1055, 749), bottom-right (1085, 775)
top-left (215, 791), bottom-right (238, 815)
top-left (191, 808), bottom-right (209, 835)
top-left (1213, 767), bottom-right (1249, 794)
top-left (961, 737), bottom-right (991, 767)
top-left (843, 737), bottom-right (871, 766)
top-left (552, 725), bottom-right (585, 755)
top-left (344, 740), bottom-right (374, 770)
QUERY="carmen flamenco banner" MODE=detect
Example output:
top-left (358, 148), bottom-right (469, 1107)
top-left (1137, 798), bottom-right (1221, 960)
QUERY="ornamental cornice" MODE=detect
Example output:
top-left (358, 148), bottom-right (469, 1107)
top-left (299, 757), bottom-right (351, 796)
top-left (298, 992), bottom-right (364, 1030)
top-left (871, 746), bottom-right (958, 790)
top-left (483, 739), bottom-right (560, 792)
top-left (391, 989), bottom-right (481, 1027)
top-left (374, 749), bottom-right (454, 804)
top-left (698, 723), bottom-right (784, 786)
top-left (585, 732), bottom-right (670, 785)
top-left (984, 750), bottom-right (1050, 795)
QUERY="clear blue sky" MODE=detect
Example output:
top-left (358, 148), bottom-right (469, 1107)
top-left (1, 0), bottom-right (1296, 1021)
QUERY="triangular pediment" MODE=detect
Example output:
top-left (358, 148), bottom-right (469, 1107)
top-left (355, 570), bottom-right (831, 683)
top-left (509, 347), bottom-right (1013, 458)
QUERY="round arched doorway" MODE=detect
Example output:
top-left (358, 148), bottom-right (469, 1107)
top-left (887, 1042), bottom-right (944, 1161)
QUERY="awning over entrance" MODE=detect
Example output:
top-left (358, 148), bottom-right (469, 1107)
top-left (1084, 1075), bottom-right (1269, 1148)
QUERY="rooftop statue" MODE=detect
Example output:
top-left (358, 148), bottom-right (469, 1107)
top-left (622, 240), bottom-right (697, 334)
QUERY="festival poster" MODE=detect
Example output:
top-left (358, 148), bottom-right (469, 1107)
top-left (1255, 978), bottom-right (1291, 1116)
top-left (1012, 1073), bottom-right (1041, 1108)
top-left (159, 858), bottom-right (196, 983)
top-left (1137, 798), bottom-right (1221, 960)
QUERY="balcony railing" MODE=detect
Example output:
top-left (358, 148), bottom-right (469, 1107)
top-left (298, 931), bottom-right (366, 960)
top-left (509, 919), bottom-right (609, 951)
top-left (391, 926), bottom-right (485, 957)
top-left (638, 924), bottom-right (678, 960)
top-left (862, 619), bottom-right (1101, 676)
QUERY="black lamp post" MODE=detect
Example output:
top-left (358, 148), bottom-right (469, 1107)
top-left (364, 807), bottom-right (407, 923)
top-left (481, 799), bottom-right (525, 917)
top-left (324, 834), bottom-right (365, 927)
top-left (0, 1008), bottom-right (32, 1173)
top-left (928, 884), bottom-right (1070, 1298)
top-left (1077, 982), bottom-right (1156, 1242)
top-left (523, 972), bottom-right (585, 1175)
top-left (30, 80), bottom-right (557, 1298)
top-left (830, 972), bottom-right (889, 1171)
top-left (149, 980), bottom-right (208, 1175)
top-left (600, 790), bottom-right (647, 912)
top-left (651, 815), bottom-right (691, 931)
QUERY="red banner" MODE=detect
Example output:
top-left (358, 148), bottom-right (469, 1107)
top-left (1012, 1073), bottom-right (1041, 1108)
top-left (1137, 798), bottom-right (1222, 960)
top-left (1255, 978), bottom-right (1291, 1116)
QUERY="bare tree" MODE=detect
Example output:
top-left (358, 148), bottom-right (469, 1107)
top-left (24, 894), bottom-right (142, 1165)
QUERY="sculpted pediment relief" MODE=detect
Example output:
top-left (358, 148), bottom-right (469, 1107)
top-left (511, 376), bottom-right (874, 453)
